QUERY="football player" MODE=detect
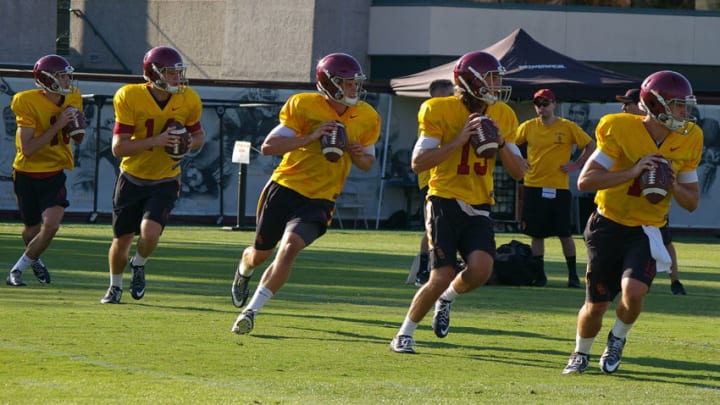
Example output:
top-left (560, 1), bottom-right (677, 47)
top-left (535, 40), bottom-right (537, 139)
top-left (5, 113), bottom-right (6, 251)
top-left (6, 54), bottom-right (84, 287)
top-left (100, 46), bottom-right (205, 304)
top-left (617, 88), bottom-right (687, 295)
top-left (563, 71), bottom-right (702, 375)
top-left (230, 53), bottom-right (381, 334)
top-left (390, 51), bottom-right (528, 354)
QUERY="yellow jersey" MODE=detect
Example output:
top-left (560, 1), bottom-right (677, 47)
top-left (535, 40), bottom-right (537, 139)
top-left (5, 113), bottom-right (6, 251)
top-left (514, 116), bottom-right (592, 189)
top-left (113, 83), bottom-right (203, 180)
top-left (12, 88), bottom-right (83, 173)
top-left (271, 93), bottom-right (381, 201)
top-left (594, 113), bottom-right (703, 227)
top-left (419, 96), bottom-right (518, 205)
top-left (417, 169), bottom-right (430, 190)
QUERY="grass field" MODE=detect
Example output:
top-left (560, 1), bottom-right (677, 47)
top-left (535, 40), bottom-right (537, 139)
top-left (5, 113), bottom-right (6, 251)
top-left (0, 222), bottom-right (718, 404)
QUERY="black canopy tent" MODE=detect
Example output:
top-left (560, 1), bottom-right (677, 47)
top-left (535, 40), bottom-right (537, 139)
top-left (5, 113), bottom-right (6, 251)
top-left (390, 28), bottom-right (642, 102)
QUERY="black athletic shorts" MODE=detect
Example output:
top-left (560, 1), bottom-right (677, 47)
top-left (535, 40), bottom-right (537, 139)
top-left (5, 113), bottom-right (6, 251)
top-left (426, 195), bottom-right (496, 270)
top-left (583, 211), bottom-right (657, 303)
top-left (521, 186), bottom-right (572, 238)
top-left (13, 170), bottom-right (69, 226)
top-left (112, 172), bottom-right (179, 237)
top-left (253, 181), bottom-right (334, 250)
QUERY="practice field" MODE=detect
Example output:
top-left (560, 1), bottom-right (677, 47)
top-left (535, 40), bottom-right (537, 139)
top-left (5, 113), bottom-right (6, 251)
top-left (0, 223), bottom-right (718, 404)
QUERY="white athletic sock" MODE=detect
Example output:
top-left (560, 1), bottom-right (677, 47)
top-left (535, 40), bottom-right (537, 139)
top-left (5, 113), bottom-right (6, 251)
top-left (12, 254), bottom-right (33, 272)
top-left (111, 273), bottom-right (123, 289)
top-left (397, 316), bottom-right (419, 337)
top-left (611, 318), bottom-right (633, 339)
top-left (238, 260), bottom-right (254, 277)
top-left (574, 334), bottom-right (595, 355)
top-left (439, 285), bottom-right (459, 302)
top-left (245, 286), bottom-right (273, 313)
top-left (131, 253), bottom-right (147, 266)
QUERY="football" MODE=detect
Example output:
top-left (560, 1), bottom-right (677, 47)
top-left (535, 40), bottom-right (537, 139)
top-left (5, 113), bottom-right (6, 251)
top-left (640, 158), bottom-right (673, 204)
top-left (321, 121), bottom-right (347, 162)
top-left (469, 115), bottom-right (499, 158)
top-left (165, 120), bottom-right (190, 161)
top-left (64, 107), bottom-right (87, 139)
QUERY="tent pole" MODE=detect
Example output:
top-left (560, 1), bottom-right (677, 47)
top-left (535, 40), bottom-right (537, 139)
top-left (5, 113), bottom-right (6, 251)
top-left (375, 96), bottom-right (393, 230)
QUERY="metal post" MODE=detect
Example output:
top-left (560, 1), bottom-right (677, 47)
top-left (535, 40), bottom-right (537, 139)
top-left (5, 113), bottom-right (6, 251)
top-left (236, 163), bottom-right (247, 229)
top-left (83, 94), bottom-right (109, 223)
top-left (215, 106), bottom-right (226, 225)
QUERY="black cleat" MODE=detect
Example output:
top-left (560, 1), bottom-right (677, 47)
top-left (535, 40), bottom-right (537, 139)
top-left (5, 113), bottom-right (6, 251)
top-left (231, 309), bottom-right (256, 335)
top-left (670, 280), bottom-right (687, 295)
top-left (563, 352), bottom-right (589, 375)
top-left (130, 263), bottom-right (146, 300)
top-left (567, 277), bottom-right (583, 288)
top-left (390, 335), bottom-right (416, 354)
top-left (6, 270), bottom-right (26, 287)
top-left (100, 286), bottom-right (123, 304)
top-left (432, 299), bottom-right (453, 338)
top-left (599, 332), bottom-right (626, 374)
top-left (31, 261), bottom-right (51, 284)
top-left (231, 268), bottom-right (252, 308)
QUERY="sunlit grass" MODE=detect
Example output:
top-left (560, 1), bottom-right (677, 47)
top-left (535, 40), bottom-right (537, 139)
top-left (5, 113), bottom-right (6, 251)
top-left (0, 222), bottom-right (718, 404)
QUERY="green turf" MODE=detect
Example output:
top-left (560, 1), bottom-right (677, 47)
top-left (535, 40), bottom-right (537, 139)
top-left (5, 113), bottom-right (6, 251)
top-left (0, 222), bottom-right (718, 404)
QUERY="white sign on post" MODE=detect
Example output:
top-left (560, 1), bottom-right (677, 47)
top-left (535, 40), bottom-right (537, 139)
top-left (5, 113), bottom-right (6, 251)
top-left (232, 141), bottom-right (251, 164)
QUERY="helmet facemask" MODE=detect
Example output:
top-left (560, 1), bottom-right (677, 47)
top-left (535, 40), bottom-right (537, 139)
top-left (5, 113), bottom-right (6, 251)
top-left (148, 63), bottom-right (188, 94)
top-left (642, 91), bottom-right (697, 134)
top-left (37, 67), bottom-right (75, 95)
top-left (318, 72), bottom-right (367, 107)
top-left (456, 67), bottom-right (511, 105)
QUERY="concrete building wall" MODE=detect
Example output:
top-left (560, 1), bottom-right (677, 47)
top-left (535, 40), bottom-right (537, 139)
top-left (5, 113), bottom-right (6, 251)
top-left (60, 0), bottom-right (372, 82)
top-left (368, 6), bottom-right (720, 67)
top-left (0, 0), bottom-right (57, 65)
top-left (1, 1), bottom-right (717, 81)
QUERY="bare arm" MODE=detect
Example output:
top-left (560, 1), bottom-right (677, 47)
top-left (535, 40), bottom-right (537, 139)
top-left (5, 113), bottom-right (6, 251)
top-left (261, 121), bottom-right (335, 156)
top-left (188, 129), bottom-right (205, 151)
top-left (577, 151), bottom-right (658, 192)
top-left (562, 139), bottom-right (596, 173)
top-left (346, 142), bottom-right (375, 172)
top-left (411, 117), bottom-right (474, 173)
top-left (112, 125), bottom-right (176, 157)
top-left (672, 178), bottom-right (700, 212)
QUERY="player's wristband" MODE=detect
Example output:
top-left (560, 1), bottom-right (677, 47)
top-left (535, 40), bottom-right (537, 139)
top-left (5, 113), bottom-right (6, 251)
top-left (498, 140), bottom-right (506, 150)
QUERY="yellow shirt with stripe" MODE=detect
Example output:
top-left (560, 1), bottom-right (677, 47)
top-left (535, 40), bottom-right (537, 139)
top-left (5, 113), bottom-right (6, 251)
top-left (594, 113), bottom-right (703, 227)
top-left (271, 93), bottom-right (381, 201)
top-left (11, 88), bottom-right (83, 173)
top-left (514, 116), bottom-right (592, 189)
top-left (419, 96), bottom-right (518, 205)
top-left (113, 83), bottom-right (203, 180)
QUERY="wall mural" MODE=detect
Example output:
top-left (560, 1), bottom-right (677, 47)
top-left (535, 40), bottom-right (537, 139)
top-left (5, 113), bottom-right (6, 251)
top-left (0, 76), bottom-right (391, 227)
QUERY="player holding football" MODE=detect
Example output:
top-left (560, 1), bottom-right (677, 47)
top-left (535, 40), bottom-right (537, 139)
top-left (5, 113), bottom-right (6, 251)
top-left (6, 55), bottom-right (84, 286)
top-left (390, 51), bottom-right (528, 354)
top-left (230, 53), bottom-right (380, 334)
top-left (100, 46), bottom-right (205, 304)
top-left (563, 71), bottom-right (702, 374)
top-left (617, 88), bottom-right (687, 295)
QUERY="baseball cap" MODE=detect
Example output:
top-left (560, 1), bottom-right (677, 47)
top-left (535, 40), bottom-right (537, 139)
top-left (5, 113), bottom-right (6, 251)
top-left (616, 88), bottom-right (640, 104)
top-left (533, 88), bottom-right (555, 102)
